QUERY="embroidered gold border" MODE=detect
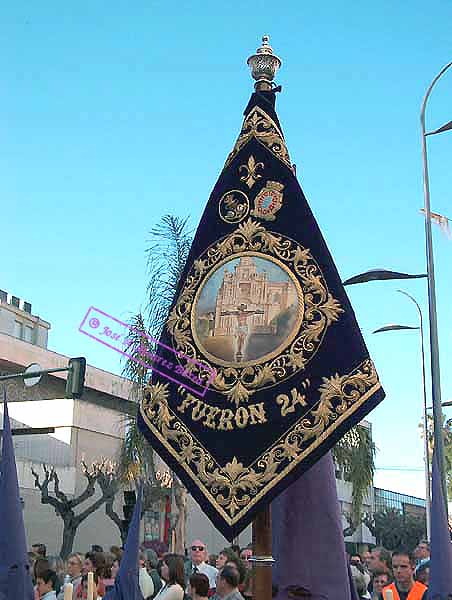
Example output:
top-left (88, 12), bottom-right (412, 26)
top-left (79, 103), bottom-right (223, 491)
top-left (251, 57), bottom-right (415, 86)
top-left (140, 359), bottom-right (382, 525)
top-left (224, 106), bottom-right (291, 170)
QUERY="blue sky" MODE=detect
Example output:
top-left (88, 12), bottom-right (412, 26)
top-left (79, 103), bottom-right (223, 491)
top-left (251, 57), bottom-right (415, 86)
top-left (1, 1), bottom-right (451, 499)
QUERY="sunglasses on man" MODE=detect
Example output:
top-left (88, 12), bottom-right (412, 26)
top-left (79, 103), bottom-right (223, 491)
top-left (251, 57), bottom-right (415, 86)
top-left (191, 546), bottom-right (205, 551)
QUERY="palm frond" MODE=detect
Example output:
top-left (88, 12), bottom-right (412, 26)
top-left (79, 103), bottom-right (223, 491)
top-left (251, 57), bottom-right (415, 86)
top-left (145, 215), bottom-right (192, 338)
top-left (119, 215), bottom-right (193, 484)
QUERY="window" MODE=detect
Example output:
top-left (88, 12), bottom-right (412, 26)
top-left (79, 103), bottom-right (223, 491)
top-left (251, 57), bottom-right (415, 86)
top-left (24, 326), bottom-right (33, 343)
top-left (11, 296), bottom-right (20, 308)
top-left (14, 321), bottom-right (23, 339)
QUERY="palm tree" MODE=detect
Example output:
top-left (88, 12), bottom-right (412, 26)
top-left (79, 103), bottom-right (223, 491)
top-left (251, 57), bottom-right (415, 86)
top-left (120, 214), bottom-right (376, 539)
top-left (120, 215), bottom-right (192, 480)
top-left (332, 425), bottom-right (376, 536)
top-left (119, 215), bottom-right (192, 548)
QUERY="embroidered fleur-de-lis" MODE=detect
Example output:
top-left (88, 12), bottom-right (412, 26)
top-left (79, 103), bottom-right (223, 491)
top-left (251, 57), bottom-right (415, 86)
top-left (239, 155), bottom-right (264, 188)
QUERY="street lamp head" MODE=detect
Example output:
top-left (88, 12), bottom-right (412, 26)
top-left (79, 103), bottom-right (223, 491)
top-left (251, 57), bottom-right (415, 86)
top-left (343, 269), bottom-right (427, 286)
top-left (425, 119), bottom-right (452, 137)
top-left (372, 324), bottom-right (419, 334)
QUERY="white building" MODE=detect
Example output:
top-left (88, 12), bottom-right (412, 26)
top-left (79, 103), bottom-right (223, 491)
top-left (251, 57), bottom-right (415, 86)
top-left (0, 289), bottom-right (132, 554)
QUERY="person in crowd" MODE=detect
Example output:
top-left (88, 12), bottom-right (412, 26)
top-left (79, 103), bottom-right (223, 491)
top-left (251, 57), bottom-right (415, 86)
top-left (189, 573), bottom-right (210, 600)
top-left (29, 552), bottom-right (39, 583)
top-left (380, 550), bottom-right (427, 600)
top-left (224, 558), bottom-right (246, 592)
top-left (363, 550), bottom-right (372, 571)
top-left (239, 548), bottom-right (253, 600)
top-left (154, 554), bottom-right (185, 600)
top-left (350, 564), bottom-right (368, 600)
top-left (80, 552), bottom-right (105, 598)
top-left (368, 547), bottom-right (392, 595)
top-left (32, 544), bottom-right (47, 558)
top-left (369, 547), bottom-right (392, 576)
top-left (350, 554), bottom-right (370, 597)
top-left (139, 550), bottom-right (155, 599)
top-left (110, 546), bottom-right (123, 562)
top-left (144, 548), bottom-right (163, 596)
top-left (47, 556), bottom-right (64, 593)
top-left (350, 554), bottom-right (363, 568)
top-left (216, 549), bottom-right (238, 571)
top-left (36, 569), bottom-right (59, 600)
top-left (230, 546), bottom-right (241, 559)
top-left (414, 540), bottom-right (430, 564)
top-left (371, 570), bottom-right (390, 599)
top-left (209, 555), bottom-right (218, 568)
top-left (214, 565), bottom-right (244, 600)
top-left (91, 545), bottom-right (103, 554)
top-left (187, 540), bottom-right (218, 592)
top-left (415, 560), bottom-right (430, 587)
top-left (143, 548), bottom-right (158, 572)
top-left (82, 553), bottom-right (95, 576)
top-left (57, 553), bottom-right (83, 600)
top-left (157, 559), bottom-right (165, 579)
top-left (111, 558), bottom-right (120, 581)
top-left (101, 552), bottom-right (116, 592)
top-left (239, 549), bottom-right (252, 563)
top-left (34, 558), bottom-right (51, 583)
top-left (76, 573), bottom-right (102, 600)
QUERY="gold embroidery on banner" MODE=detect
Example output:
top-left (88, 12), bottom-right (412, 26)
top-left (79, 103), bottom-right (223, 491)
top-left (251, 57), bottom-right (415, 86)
top-left (239, 155), bottom-right (264, 188)
top-left (167, 218), bottom-right (343, 406)
top-left (218, 190), bottom-right (250, 224)
top-left (225, 106), bottom-right (291, 169)
top-left (176, 391), bottom-right (268, 431)
top-left (140, 359), bottom-right (381, 524)
top-left (276, 386), bottom-right (308, 417)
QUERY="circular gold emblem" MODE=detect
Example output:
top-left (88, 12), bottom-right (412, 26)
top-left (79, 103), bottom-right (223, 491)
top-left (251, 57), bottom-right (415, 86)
top-left (219, 190), bottom-right (250, 224)
top-left (192, 253), bottom-right (303, 367)
top-left (166, 218), bottom-right (343, 405)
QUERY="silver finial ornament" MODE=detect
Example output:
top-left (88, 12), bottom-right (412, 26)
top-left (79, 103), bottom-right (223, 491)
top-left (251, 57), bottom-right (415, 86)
top-left (247, 35), bottom-right (282, 91)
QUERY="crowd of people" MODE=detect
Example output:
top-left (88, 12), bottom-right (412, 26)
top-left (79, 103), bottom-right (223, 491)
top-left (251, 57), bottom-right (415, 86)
top-left (349, 540), bottom-right (431, 599)
top-left (27, 537), bottom-right (433, 600)
top-left (27, 539), bottom-right (253, 600)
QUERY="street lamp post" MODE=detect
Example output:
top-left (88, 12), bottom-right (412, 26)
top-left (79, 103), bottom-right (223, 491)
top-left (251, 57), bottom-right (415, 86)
top-left (372, 289), bottom-right (431, 540)
top-left (420, 61), bottom-right (452, 505)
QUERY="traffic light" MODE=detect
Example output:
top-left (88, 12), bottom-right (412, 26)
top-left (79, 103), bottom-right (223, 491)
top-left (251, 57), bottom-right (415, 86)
top-left (65, 357), bottom-right (86, 399)
top-left (122, 490), bottom-right (136, 534)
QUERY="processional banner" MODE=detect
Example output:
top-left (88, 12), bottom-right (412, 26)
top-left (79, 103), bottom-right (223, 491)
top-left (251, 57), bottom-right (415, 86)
top-left (138, 83), bottom-right (384, 539)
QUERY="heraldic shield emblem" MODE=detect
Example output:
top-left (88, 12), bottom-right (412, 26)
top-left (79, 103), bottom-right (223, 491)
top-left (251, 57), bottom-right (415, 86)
top-left (251, 180), bottom-right (284, 221)
top-left (138, 86), bottom-right (385, 539)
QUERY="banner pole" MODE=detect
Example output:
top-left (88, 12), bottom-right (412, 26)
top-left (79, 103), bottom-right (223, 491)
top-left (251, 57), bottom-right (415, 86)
top-left (252, 504), bottom-right (273, 600)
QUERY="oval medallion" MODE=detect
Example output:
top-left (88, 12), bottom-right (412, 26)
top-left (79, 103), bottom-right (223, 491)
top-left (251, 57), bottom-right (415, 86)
top-left (192, 252), bottom-right (304, 367)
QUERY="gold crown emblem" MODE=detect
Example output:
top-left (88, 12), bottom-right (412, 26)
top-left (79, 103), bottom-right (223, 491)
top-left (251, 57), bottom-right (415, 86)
top-left (266, 180), bottom-right (284, 192)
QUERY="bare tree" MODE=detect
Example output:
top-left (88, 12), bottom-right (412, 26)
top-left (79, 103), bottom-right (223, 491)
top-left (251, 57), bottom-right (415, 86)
top-left (96, 467), bottom-right (127, 545)
top-left (31, 460), bottom-right (121, 558)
